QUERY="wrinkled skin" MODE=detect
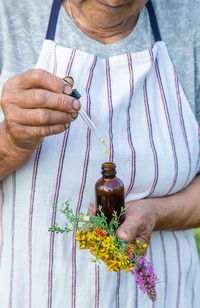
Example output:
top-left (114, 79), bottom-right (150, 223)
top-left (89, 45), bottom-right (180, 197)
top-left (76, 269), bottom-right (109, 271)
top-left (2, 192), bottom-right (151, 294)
top-left (0, 70), bottom-right (80, 179)
top-left (1, 0), bottom-right (200, 249)
top-left (89, 170), bottom-right (200, 252)
top-left (1, 70), bottom-right (79, 150)
top-left (62, 0), bottom-right (148, 43)
top-left (89, 200), bottom-right (156, 255)
top-left (0, 0), bottom-right (148, 176)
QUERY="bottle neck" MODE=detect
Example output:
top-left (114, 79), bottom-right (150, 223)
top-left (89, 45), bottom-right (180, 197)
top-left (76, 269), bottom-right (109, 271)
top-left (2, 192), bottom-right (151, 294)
top-left (102, 174), bottom-right (115, 179)
top-left (101, 162), bottom-right (116, 177)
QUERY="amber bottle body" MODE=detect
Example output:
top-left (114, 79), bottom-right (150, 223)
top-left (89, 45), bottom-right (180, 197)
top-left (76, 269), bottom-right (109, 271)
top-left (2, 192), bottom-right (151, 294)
top-left (95, 162), bottom-right (125, 224)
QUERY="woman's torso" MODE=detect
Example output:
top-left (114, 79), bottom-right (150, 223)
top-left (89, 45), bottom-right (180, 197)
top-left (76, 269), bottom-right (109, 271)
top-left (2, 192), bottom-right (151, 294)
top-left (0, 1), bottom-right (200, 307)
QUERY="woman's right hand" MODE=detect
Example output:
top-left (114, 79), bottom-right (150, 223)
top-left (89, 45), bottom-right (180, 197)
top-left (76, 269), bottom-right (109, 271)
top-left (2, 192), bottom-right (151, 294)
top-left (0, 69), bottom-right (80, 152)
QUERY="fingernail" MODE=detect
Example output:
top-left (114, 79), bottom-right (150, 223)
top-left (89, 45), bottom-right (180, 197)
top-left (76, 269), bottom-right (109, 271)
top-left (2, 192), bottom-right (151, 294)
top-left (72, 100), bottom-right (80, 110)
top-left (71, 112), bottom-right (78, 119)
top-left (63, 84), bottom-right (72, 95)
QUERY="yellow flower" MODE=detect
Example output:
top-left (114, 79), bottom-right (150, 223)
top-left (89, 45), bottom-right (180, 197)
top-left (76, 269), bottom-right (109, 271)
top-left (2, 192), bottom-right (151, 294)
top-left (74, 229), bottom-right (145, 273)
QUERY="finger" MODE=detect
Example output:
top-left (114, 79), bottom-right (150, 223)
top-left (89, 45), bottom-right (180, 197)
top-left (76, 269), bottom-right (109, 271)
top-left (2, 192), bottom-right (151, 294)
top-left (12, 108), bottom-right (78, 126)
top-left (9, 123), bottom-right (67, 146)
top-left (63, 76), bottom-right (74, 95)
top-left (11, 69), bottom-right (69, 93)
top-left (63, 76), bottom-right (74, 87)
top-left (116, 215), bottom-right (139, 243)
top-left (87, 202), bottom-right (96, 216)
top-left (16, 88), bottom-right (81, 112)
top-left (32, 124), bottom-right (68, 137)
top-left (137, 245), bottom-right (147, 257)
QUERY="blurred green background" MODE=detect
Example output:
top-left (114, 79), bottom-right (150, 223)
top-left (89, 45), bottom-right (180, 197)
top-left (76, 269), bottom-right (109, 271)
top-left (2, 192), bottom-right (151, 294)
top-left (193, 228), bottom-right (200, 258)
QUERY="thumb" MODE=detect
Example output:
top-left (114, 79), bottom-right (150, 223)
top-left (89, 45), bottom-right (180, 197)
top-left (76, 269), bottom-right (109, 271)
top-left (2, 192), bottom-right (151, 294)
top-left (116, 216), bottom-right (138, 243)
top-left (62, 76), bottom-right (74, 95)
top-left (63, 76), bottom-right (74, 87)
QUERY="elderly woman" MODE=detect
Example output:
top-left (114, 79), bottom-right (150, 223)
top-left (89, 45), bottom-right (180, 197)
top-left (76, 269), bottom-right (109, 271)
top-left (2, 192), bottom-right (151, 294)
top-left (0, 0), bottom-right (200, 307)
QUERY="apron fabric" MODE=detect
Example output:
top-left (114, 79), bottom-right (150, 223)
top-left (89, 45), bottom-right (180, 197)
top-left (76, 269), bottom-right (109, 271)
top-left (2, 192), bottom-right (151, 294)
top-left (0, 0), bottom-right (200, 307)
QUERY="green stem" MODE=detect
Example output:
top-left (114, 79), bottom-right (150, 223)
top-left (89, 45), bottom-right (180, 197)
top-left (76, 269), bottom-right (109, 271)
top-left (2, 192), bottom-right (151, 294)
top-left (95, 238), bottom-right (104, 260)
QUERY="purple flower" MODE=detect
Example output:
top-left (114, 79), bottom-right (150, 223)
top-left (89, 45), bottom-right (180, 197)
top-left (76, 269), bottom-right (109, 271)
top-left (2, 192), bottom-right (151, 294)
top-left (130, 256), bottom-right (158, 302)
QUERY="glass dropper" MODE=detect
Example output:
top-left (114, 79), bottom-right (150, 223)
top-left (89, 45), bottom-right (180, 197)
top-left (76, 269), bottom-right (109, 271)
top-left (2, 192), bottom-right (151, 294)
top-left (70, 89), bottom-right (109, 156)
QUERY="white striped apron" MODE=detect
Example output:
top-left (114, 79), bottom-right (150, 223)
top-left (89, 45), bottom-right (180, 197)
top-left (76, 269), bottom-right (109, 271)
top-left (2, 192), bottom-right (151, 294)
top-left (0, 0), bottom-right (200, 307)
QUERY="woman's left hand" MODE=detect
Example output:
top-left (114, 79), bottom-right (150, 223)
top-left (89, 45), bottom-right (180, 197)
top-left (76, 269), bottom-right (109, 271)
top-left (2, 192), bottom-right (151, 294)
top-left (89, 199), bottom-right (157, 247)
top-left (116, 199), bottom-right (157, 246)
top-left (90, 174), bottom-right (200, 250)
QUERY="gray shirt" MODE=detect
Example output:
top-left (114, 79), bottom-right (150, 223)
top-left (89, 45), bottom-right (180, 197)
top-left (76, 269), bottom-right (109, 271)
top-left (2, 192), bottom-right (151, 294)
top-left (0, 0), bottom-right (200, 123)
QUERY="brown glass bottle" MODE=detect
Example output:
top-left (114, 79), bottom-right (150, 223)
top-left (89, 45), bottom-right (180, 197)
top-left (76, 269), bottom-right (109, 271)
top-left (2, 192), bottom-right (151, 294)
top-left (95, 162), bottom-right (125, 224)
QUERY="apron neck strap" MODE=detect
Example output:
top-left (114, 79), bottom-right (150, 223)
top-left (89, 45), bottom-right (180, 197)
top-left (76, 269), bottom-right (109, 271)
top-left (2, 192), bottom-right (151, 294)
top-left (146, 0), bottom-right (162, 42)
top-left (45, 0), bottom-right (61, 40)
top-left (45, 0), bottom-right (162, 42)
